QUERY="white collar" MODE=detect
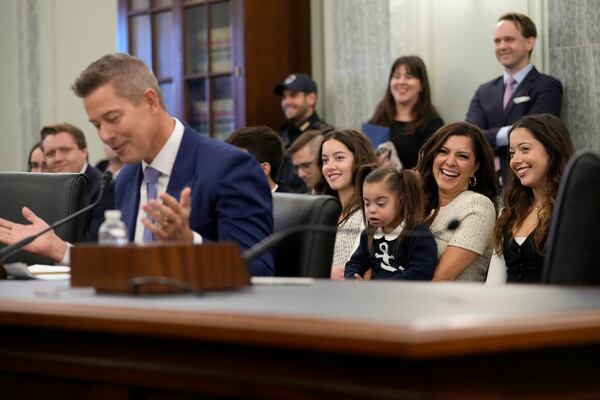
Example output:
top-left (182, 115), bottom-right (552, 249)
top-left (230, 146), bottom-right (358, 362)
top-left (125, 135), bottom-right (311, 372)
top-left (141, 118), bottom-right (184, 178)
top-left (373, 221), bottom-right (405, 240)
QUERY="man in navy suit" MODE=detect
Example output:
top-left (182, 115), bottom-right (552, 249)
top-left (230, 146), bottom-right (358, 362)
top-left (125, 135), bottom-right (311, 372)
top-left (466, 12), bottom-right (562, 186)
top-left (40, 123), bottom-right (115, 242)
top-left (225, 126), bottom-right (290, 193)
top-left (0, 54), bottom-right (273, 276)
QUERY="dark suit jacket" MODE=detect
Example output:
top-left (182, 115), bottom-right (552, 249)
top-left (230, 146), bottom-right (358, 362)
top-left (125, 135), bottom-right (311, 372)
top-left (115, 125), bottom-right (274, 276)
top-left (82, 164), bottom-right (115, 242)
top-left (466, 66), bottom-right (562, 182)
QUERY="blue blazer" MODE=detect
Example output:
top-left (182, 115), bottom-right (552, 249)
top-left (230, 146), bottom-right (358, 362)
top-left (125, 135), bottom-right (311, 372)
top-left (82, 164), bottom-right (115, 243)
top-left (115, 125), bottom-right (274, 276)
top-left (466, 66), bottom-right (562, 182)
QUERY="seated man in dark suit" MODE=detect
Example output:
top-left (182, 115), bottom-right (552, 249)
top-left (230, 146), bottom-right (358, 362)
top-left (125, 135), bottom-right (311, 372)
top-left (288, 130), bottom-right (325, 195)
top-left (225, 126), bottom-right (289, 193)
top-left (0, 54), bottom-right (273, 276)
top-left (466, 12), bottom-right (562, 187)
top-left (40, 123), bottom-right (115, 242)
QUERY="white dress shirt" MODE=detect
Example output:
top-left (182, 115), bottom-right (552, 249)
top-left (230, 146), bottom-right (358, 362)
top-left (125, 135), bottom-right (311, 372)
top-left (134, 118), bottom-right (202, 244)
top-left (59, 119), bottom-right (200, 265)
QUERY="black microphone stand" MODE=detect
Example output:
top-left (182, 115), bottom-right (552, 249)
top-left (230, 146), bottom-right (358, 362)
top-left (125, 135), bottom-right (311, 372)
top-left (243, 219), bottom-right (460, 264)
top-left (0, 171), bottom-right (113, 265)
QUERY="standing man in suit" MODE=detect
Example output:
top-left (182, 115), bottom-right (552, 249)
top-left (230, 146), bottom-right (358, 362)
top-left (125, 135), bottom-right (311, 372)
top-left (40, 123), bottom-right (115, 242)
top-left (0, 54), bottom-right (273, 276)
top-left (466, 12), bottom-right (562, 186)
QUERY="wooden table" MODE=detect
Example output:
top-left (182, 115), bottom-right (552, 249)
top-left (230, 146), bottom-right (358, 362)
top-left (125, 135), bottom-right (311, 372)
top-left (1, 279), bottom-right (599, 399)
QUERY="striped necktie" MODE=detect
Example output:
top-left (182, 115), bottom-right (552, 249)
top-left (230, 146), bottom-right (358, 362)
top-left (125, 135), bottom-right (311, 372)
top-left (503, 76), bottom-right (515, 110)
top-left (143, 166), bottom-right (161, 242)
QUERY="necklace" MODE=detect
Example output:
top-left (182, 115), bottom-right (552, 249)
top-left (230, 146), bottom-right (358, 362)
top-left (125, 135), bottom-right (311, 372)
top-left (530, 204), bottom-right (543, 218)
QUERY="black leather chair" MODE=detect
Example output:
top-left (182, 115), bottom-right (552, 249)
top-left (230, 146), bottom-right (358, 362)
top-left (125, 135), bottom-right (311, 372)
top-left (272, 193), bottom-right (341, 278)
top-left (542, 151), bottom-right (600, 285)
top-left (0, 173), bottom-right (86, 265)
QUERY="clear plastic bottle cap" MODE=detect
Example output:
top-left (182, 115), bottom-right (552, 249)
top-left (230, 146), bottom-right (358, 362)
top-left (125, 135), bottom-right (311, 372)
top-left (104, 210), bottom-right (122, 220)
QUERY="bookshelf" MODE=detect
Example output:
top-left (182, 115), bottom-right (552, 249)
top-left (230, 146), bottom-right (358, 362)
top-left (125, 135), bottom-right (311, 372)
top-left (118, 0), bottom-right (312, 139)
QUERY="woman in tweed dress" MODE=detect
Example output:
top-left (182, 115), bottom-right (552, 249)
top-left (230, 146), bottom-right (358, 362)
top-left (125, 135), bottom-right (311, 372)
top-left (416, 122), bottom-right (498, 282)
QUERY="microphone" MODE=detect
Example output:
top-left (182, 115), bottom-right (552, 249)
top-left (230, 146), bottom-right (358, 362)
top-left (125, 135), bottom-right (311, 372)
top-left (243, 224), bottom-right (336, 263)
top-left (446, 219), bottom-right (460, 231)
top-left (0, 171), bottom-right (113, 262)
top-left (243, 219), bottom-right (460, 263)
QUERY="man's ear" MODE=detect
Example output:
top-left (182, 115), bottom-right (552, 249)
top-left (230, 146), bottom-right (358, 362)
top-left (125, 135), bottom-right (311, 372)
top-left (526, 37), bottom-right (536, 55)
top-left (306, 92), bottom-right (317, 107)
top-left (143, 88), bottom-right (162, 112)
top-left (260, 162), bottom-right (271, 178)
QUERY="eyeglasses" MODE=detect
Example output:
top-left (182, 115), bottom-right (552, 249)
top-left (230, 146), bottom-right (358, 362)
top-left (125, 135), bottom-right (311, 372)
top-left (293, 161), bottom-right (314, 173)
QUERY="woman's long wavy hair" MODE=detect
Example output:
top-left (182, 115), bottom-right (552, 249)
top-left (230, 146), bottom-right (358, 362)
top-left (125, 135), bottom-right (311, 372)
top-left (415, 122), bottom-right (497, 217)
top-left (368, 55), bottom-right (440, 134)
top-left (492, 114), bottom-right (574, 255)
top-left (316, 129), bottom-right (378, 222)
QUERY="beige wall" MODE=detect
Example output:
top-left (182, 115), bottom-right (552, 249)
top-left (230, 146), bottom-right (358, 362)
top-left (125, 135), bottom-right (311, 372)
top-left (2, 0), bottom-right (557, 170)
top-left (38, 0), bottom-right (117, 166)
top-left (0, 1), bottom-right (19, 171)
top-left (317, 0), bottom-right (548, 129)
top-left (424, 0), bottom-right (547, 123)
top-left (0, 0), bottom-right (116, 172)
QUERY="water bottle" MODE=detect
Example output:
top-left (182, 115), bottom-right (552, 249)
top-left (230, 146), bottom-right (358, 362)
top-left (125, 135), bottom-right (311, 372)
top-left (98, 210), bottom-right (129, 245)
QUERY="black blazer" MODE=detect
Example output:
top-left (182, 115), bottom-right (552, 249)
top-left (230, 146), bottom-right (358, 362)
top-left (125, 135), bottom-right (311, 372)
top-left (466, 66), bottom-right (562, 182)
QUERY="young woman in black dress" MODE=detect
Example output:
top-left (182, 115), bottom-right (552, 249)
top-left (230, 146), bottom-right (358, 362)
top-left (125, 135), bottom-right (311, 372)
top-left (490, 114), bottom-right (574, 283)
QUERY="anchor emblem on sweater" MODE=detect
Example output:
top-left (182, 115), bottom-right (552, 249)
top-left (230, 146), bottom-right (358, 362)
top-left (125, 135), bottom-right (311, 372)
top-left (375, 242), bottom-right (402, 272)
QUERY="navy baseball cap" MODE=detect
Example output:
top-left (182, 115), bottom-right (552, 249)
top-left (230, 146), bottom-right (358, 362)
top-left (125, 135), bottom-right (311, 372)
top-left (274, 73), bottom-right (317, 95)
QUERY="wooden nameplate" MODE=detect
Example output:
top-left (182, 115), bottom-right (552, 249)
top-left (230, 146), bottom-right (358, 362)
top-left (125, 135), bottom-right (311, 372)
top-left (70, 242), bottom-right (250, 294)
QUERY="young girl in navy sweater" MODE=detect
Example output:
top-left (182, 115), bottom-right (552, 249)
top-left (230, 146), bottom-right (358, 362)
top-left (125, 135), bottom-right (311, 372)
top-left (345, 166), bottom-right (438, 280)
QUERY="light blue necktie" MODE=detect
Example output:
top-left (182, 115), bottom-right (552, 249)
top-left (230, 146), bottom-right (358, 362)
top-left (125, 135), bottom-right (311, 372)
top-left (143, 166), bottom-right (161, 242)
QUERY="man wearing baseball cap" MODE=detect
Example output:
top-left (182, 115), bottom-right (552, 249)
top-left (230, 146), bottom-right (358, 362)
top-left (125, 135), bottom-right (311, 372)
top-left (274, 73), bottom-right (332, 192)
top-left (274, 73), bottom-right (332, 146)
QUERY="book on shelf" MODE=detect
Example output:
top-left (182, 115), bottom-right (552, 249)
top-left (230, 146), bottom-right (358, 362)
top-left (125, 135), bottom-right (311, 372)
top-left (213, 98), bottom-right (234, 139)
top-left (211, 27), bottom-right (231, 73)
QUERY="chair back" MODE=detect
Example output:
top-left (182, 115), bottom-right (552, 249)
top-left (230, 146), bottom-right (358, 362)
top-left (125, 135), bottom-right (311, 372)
top-left (542, 151), bottom-right (600, 285)
top-left (0, 173), bottom-right (86, 265)
top-left (272, 193), bottom-right (341, 278)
